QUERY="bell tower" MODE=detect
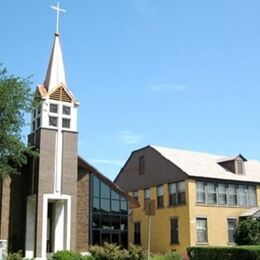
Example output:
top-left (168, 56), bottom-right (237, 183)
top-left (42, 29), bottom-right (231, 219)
top-left (25, 3), bottom-right (79, 259)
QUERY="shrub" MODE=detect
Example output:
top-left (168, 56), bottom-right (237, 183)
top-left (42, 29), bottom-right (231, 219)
top-left (51, 250), bottom-right (94, 260)
top-left (7, 251), bottom-right (23, 260)
top-left (235, 218), bottom-right (260, 245)
top-left (128, 243), bottom-right (147, 260)
top-left (89, 242), bottom-right (129, 260)
top-left (187, 246), bottom-right (260, 260)
top-left (152, 251), bottom-right (183, 260)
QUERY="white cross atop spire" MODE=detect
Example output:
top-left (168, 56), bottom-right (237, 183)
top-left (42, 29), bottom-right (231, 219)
top-left (51, 2), bottom-right (66, 34)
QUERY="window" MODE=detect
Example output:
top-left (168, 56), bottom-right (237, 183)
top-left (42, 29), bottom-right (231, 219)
top-left (177, 181), bottom-right (185, 204)
top-left (207, 183), bottom-right (217, 205)
top-left (144, 188), bottom-right (150, 209)
top-left (227, 219), bottom-right (237, 243)
top-left (62, 105), bottom-right (71, 115)
top-left (196, 182), bottom-right (206, 203)
top-left (157, 185), bottom-right (164, 208)
top-left (134, 222), bottom-right (141, 244)
top-left (236, 161), bottom-right (244, 174)
top-left (36, 117), bottom-right (41, 128)
top-left (170, 218), bottom-right (179, 244)
top-left (62, 118), bottom-right (70, 128)
top-left (169, 183), bottom-right (177, 206)
top-left (248, 186), bottom-right (257, 206)
top-left (90, 174), bottom-right (128, 248)
top-left (139, 156), bottom-right (145, 175)
top-left (238, 185), bottom-right (248, 206)
top-left (132, 191), bottom-right (138, 202)
top-left (196, 218), bottom-right (208, 243)
top-left (218, 184), bottom-right (228, 205)
top-left (50, 103), bottom-right (58, 113)
top-left (228, 184), bottom-right (237, 206)
top-left (169, 181), bottom-right (186, 206)
top-left (49, 116), bottom-right (58, 127)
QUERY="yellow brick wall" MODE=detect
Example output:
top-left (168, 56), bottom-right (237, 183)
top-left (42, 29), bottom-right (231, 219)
top-left (187, 179), bottom-right (260, 246)
top-left (128, 182), bottom-right (190, 256)
top-left (129, 179), bottom-right (260, 257)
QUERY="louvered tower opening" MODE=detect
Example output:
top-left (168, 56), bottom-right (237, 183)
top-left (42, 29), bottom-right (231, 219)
top-left (50, 86), bottom-right (72, 103)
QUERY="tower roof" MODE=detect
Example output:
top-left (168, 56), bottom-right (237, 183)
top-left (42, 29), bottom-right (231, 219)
top-left (43, 33), bottom-right (66, 92)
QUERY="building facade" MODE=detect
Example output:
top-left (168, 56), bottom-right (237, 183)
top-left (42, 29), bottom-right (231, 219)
top-left (0, 30), bottom-right (137, 259)
top-left (114, 145), bottom-right (260, 256)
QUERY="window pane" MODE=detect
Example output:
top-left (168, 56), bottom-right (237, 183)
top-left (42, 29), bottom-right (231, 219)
top-left (93, 214), bottom-right (101, 228)
top-left (121, 216), bottom-right (128, 231)
top-left (207, 183), bottom-right (217, 205)
top-left (248, 186), bottom-right (257, 206)
top-left (111, 215), bottom-right (120, 230)
top-left (101, 232), bottom-right (110, 244)
top-left (111, 190), bottom-right (120, 200)
top-left (100, 199), bottom-right (110, 213)
top-left (62, 118), bottom-right (70, 128)
top-left (121, 231), bottom-right (128, 248)
top-left (100, 182), bottom-right (110, 198)
top-left (170, 218), bottom-right (179, 244)
top-left (196, 218), bottom-right (207, 243)
top-left (196, 182), bottom-right (206, 203)
top-left (93, 230), bottom-right (100, 245)
top-left (157, 185), bottom-right (163, 196)
top-left (133, 191), bottom-right (138, 201)
top-left (228, 219), bottom-right (237, 243)
top-left (169, 183), bottom-right (176, 194)
top-left (121, 200), bottom-right (127, 214)
top-left (93, 176), bottom-right (100, 197)
top-left (93, 198), bottom-right (99, 212)
top-left (134, 223), bottom-right (141, 244)
top-left (111, 200), bottom-right (120, 213)
top-left (218, 184), bottom-right (227, 205)
top-left (177, 181), bottom-right (185, 192)
top-left (144, 189), bottom-right (150, 199)
top-left (228, 184), bottom-right (237, 206)
top-left (169, 194), bottom-right (177, 206)
top-left (62, 105), bottom-right (71, 115)
top-left (101, 214), bottom-right (111, 230)
top-left (49, 116), bottom-right (58, 127)
top-left (50, 103), bottom-right (58, 113)
top-left (238, 185), bottom-right (248, 206)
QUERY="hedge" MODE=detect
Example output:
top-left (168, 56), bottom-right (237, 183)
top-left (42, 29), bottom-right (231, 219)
top-left (187, 246), bottom-right (260, 260)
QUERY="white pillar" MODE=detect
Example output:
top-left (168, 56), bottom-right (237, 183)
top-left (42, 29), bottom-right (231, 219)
top-left (54, 201), bottom-right (65, 252)
top-left (25, 196), bottom-right (36, 259)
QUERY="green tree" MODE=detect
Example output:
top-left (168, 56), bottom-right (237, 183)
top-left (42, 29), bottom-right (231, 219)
top-left (235, 218), bottom-right (260, 245)
top-left (0, 65), bottom-right (36, 178)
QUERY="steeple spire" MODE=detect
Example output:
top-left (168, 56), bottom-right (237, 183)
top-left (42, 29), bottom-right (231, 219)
top-left (43, 34), bottom-right (66, 91)
top-left (44, 2), bottom-right (66, 92)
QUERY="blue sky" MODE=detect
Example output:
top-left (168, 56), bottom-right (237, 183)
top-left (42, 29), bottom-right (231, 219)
top-left (1, 0), bottom-right (260, 180)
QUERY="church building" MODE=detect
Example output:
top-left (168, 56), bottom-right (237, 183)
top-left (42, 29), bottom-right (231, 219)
top-left (0, 6), bottom-right (138, 259)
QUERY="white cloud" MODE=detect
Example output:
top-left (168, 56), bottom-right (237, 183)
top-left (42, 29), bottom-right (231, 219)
top-left (118, 130), bottom-right (142, 145)
top-left (151, 83), bottom-right (187, 92)
top-left (90, 159), bottom-right (123, 166)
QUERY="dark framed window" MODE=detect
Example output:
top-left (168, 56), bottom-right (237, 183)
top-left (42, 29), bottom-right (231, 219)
top-left (228, 184), bottom-right (237, 206)
top-left (227, 219), bottom-right (237, 243)
top-left (139, 156), bottom-right (145, 175)
top-left (207, 183), bottom-right (217, 205)
top-left (90, 174), bottom-right (128, 248)
top-left (196, 182), bottom-right (206, 203)
top-left (49, 116), bottom-right (58, 127)
top-left (144, 188), bottom-right (150, 209)
top-left (196, 218), bottom-right (207, 243)
top-left (157, 185), bottom-right (164, 208)
top-left (170, 217), bottom-right (179, 244)
top-left (218, 184), bottom-right (228, 205)
top-left (36, 117), bottom-right (41, 128)
top-left (62, 118), bottom-right (70, 128)
top-left (134, 222), bottom-right (141, 244)
top-left (50, 103), bottom-right (58, 113)
top-left (62, 105), bottom-right (71, 115)
top-left (169, 181), bottom-right (185, 206)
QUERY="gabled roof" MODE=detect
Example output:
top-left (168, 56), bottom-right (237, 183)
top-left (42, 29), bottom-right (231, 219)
top-left (78, 156), bottom-right (139, 208)
top-left (150, 145), bottom-right (260, 183)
